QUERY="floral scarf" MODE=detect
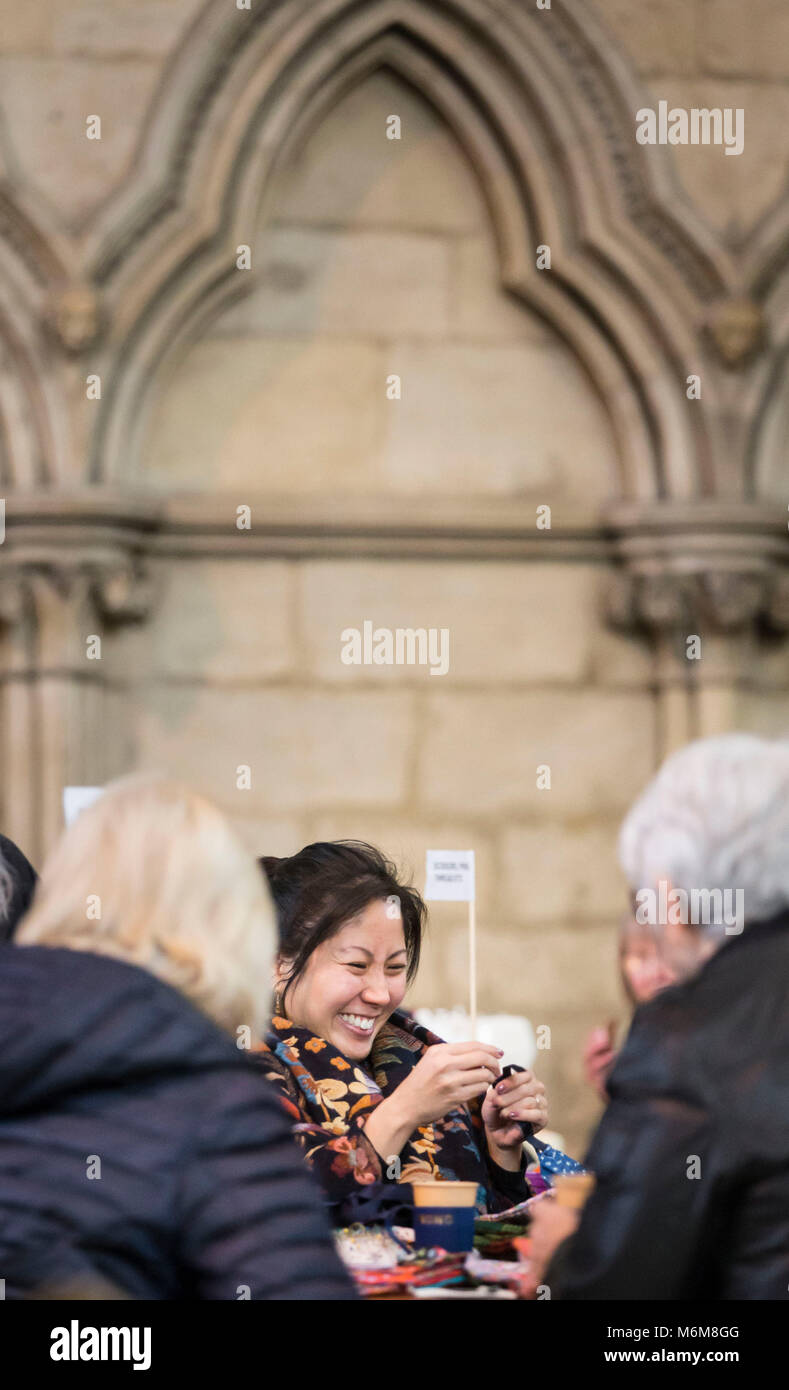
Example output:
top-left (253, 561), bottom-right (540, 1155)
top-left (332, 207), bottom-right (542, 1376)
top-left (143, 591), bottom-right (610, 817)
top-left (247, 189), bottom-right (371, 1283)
top-left (256, 1009), bottom-right (572, 1216)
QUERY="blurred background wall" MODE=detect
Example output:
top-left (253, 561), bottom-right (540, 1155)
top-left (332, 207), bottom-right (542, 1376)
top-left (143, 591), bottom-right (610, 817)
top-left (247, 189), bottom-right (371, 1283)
top-left (1, 0), bottom-right (788, 1151)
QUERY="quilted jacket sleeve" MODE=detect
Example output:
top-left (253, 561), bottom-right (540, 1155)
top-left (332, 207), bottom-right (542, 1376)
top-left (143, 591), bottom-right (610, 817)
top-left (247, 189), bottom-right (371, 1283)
top-left (175, 1065), bottom-right (356, 1300)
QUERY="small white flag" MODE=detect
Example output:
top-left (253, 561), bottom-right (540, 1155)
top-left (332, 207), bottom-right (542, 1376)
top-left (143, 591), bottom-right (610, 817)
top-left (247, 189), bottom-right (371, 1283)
top-left (424, 850), bottom-right (475, 902)
top-left (63, 786), bottom-right (103, 827)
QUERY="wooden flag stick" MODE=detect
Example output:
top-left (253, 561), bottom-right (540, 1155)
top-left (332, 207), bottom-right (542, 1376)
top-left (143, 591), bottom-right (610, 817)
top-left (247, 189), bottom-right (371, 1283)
top-left (469, 896), bottom-right (477, 1038)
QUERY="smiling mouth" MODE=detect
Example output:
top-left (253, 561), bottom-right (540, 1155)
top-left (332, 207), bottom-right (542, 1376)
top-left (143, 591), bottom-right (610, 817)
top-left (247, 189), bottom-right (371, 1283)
top-left (338, 1012), bottom-right (378, 1036)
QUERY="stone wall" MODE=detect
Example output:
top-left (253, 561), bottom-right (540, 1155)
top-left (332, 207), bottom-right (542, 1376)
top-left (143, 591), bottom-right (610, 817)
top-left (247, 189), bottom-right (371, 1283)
top-left (1, 1), bottom-right (789, 1153)
top-left (141, 72), bottom-right (617, 508)
top-left (595, 0), bottom-right (789, 233)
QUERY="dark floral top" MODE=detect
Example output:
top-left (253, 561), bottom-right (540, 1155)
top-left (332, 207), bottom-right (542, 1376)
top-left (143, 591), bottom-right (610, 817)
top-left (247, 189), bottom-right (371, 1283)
top-left (256, 1009), bottom-right (581, 1215)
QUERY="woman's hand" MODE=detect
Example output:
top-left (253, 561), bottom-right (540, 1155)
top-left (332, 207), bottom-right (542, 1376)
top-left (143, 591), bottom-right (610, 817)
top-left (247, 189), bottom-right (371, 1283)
top-left (364, 1041), bottom-right (503, 1165)
top-left (482, 1068), bottom-right (548, 1160)
top-left (365, 1041), bottom-right (504, 1163)
top-left (398, 1041), bottom-right (504, 1126)
top-left (527, 1198), bottom-right (580, 1288)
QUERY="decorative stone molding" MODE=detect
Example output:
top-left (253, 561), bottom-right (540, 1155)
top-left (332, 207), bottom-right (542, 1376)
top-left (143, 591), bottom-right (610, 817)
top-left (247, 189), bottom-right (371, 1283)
top-left (0, 553), bottom-right (152, 663)
top-left (0, 531), bottom-right (153, 856)
top-left (604, 501), bottom-right (789, 637)
top-left (91, 561), bottom-right (154, 625)
top-left (604, 501), bottom-right (789, 755)
top-left (44, 282), bottom-right (103, 357)
top-left (74, 0), bottom-right (740, 502)
top-left (0, 569), bottom-right (32, 627)
top-left (1, 1), bottom-right (789, 495)
top-left (0, 0), bottom-right (786, 849)
top-left (0, 187), bottom-right (67, 289)
top-left (2, 0), bottom-right (789, 496)
top-left (607, 567), bottom-right (789, 638)
top-left (707, 298), bottom-right (767, 371)
top-left (1, 494), bottom-right (786, 580)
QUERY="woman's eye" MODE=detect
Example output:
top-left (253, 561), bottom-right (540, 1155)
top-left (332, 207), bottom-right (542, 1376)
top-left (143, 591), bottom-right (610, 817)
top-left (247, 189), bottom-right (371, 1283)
top-left (348, 963), bottom-right (366, 971)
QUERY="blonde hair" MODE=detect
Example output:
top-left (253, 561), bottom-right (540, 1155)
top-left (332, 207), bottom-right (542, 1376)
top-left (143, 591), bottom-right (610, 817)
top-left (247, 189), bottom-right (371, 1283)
top-left (16, 774), bottom-right (275, 1039)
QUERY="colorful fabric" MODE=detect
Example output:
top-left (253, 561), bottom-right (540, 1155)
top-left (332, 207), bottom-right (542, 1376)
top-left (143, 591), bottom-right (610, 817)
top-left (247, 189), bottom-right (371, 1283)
top-left (533, 1142), bottom-right (586, 1177)
top-left (255, 1008), bottom-right (577, 1215)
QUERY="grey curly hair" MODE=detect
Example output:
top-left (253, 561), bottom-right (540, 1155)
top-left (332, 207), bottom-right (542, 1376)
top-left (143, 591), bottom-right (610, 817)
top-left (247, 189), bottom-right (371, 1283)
top-left (618, 734), bottom-right (789, 933)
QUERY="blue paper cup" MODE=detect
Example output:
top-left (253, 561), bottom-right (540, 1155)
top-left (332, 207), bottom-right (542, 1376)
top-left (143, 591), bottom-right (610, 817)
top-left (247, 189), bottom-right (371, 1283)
top-left (411, 1180), bottom-right (479, 1253)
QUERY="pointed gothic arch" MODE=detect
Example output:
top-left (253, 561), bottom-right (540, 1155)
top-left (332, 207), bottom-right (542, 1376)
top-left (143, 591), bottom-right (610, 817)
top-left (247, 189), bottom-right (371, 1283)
top-left (0, 192), bottom-right (73, 487)
top-left (80, 0), bottom-right (734, 502)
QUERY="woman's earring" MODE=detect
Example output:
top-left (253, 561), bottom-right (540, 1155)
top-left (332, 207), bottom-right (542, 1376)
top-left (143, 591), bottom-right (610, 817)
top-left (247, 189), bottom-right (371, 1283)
top-left (273, 986), bottom-right (284, 1017)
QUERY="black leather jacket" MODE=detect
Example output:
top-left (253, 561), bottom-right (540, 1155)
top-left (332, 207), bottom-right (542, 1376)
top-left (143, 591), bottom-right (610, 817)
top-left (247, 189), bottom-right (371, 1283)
top-left (549, 911), bottom-right (789, 1299)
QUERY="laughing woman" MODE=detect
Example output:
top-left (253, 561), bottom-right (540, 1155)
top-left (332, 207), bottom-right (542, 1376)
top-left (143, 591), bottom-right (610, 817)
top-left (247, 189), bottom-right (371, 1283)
top-left (256, 841), bottom-right (583, 1218)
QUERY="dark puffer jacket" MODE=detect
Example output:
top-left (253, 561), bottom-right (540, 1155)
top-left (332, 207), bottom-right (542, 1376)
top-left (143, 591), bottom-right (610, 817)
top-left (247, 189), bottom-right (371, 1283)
top-left (0, 944), bottom-right (354, 1300)
top-left (549, 911), bottom-right (789, 1300)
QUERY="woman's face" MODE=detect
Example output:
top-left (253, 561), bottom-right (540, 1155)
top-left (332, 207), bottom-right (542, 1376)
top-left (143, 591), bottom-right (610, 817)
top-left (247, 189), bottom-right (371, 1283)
top-left (621, 923), bottom-right (677, 1004)
top-left (278, 898), bottom-right (408, 1059)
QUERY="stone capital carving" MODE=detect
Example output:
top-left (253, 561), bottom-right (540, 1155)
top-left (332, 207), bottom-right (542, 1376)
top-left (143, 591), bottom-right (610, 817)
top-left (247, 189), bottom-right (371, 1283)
top-left (0, 555), bottom-right (153, 635)
top-left (0, 570), bottom-right (33, 627)
top-left (604, 501), bottom-right (789, 642)
top-left (707, 297), bottom-right (766, 370)
top-left (606, 566), bottom-right (789, 637)
top-left (90, 560), bottom-right (154, 624)
top-left (45, 282), bottom-right (102, 355)
top-left (765, 567), bottom-right (789, 631)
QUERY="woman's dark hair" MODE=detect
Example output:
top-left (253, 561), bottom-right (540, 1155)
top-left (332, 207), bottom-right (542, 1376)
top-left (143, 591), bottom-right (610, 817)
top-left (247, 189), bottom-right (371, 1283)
top-left (0, 834), bottom-right (37, 944)
top-left (259, 841), bottom-right (426, 996)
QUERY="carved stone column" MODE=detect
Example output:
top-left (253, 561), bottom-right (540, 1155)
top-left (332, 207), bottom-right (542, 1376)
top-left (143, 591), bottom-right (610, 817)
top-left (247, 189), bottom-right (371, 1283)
top-left (606, 504), bottom-right (789, 761)
top-left (0, 553), bottom-right (151, 863)
top-left (0, 573), bottom-right (37, 856)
